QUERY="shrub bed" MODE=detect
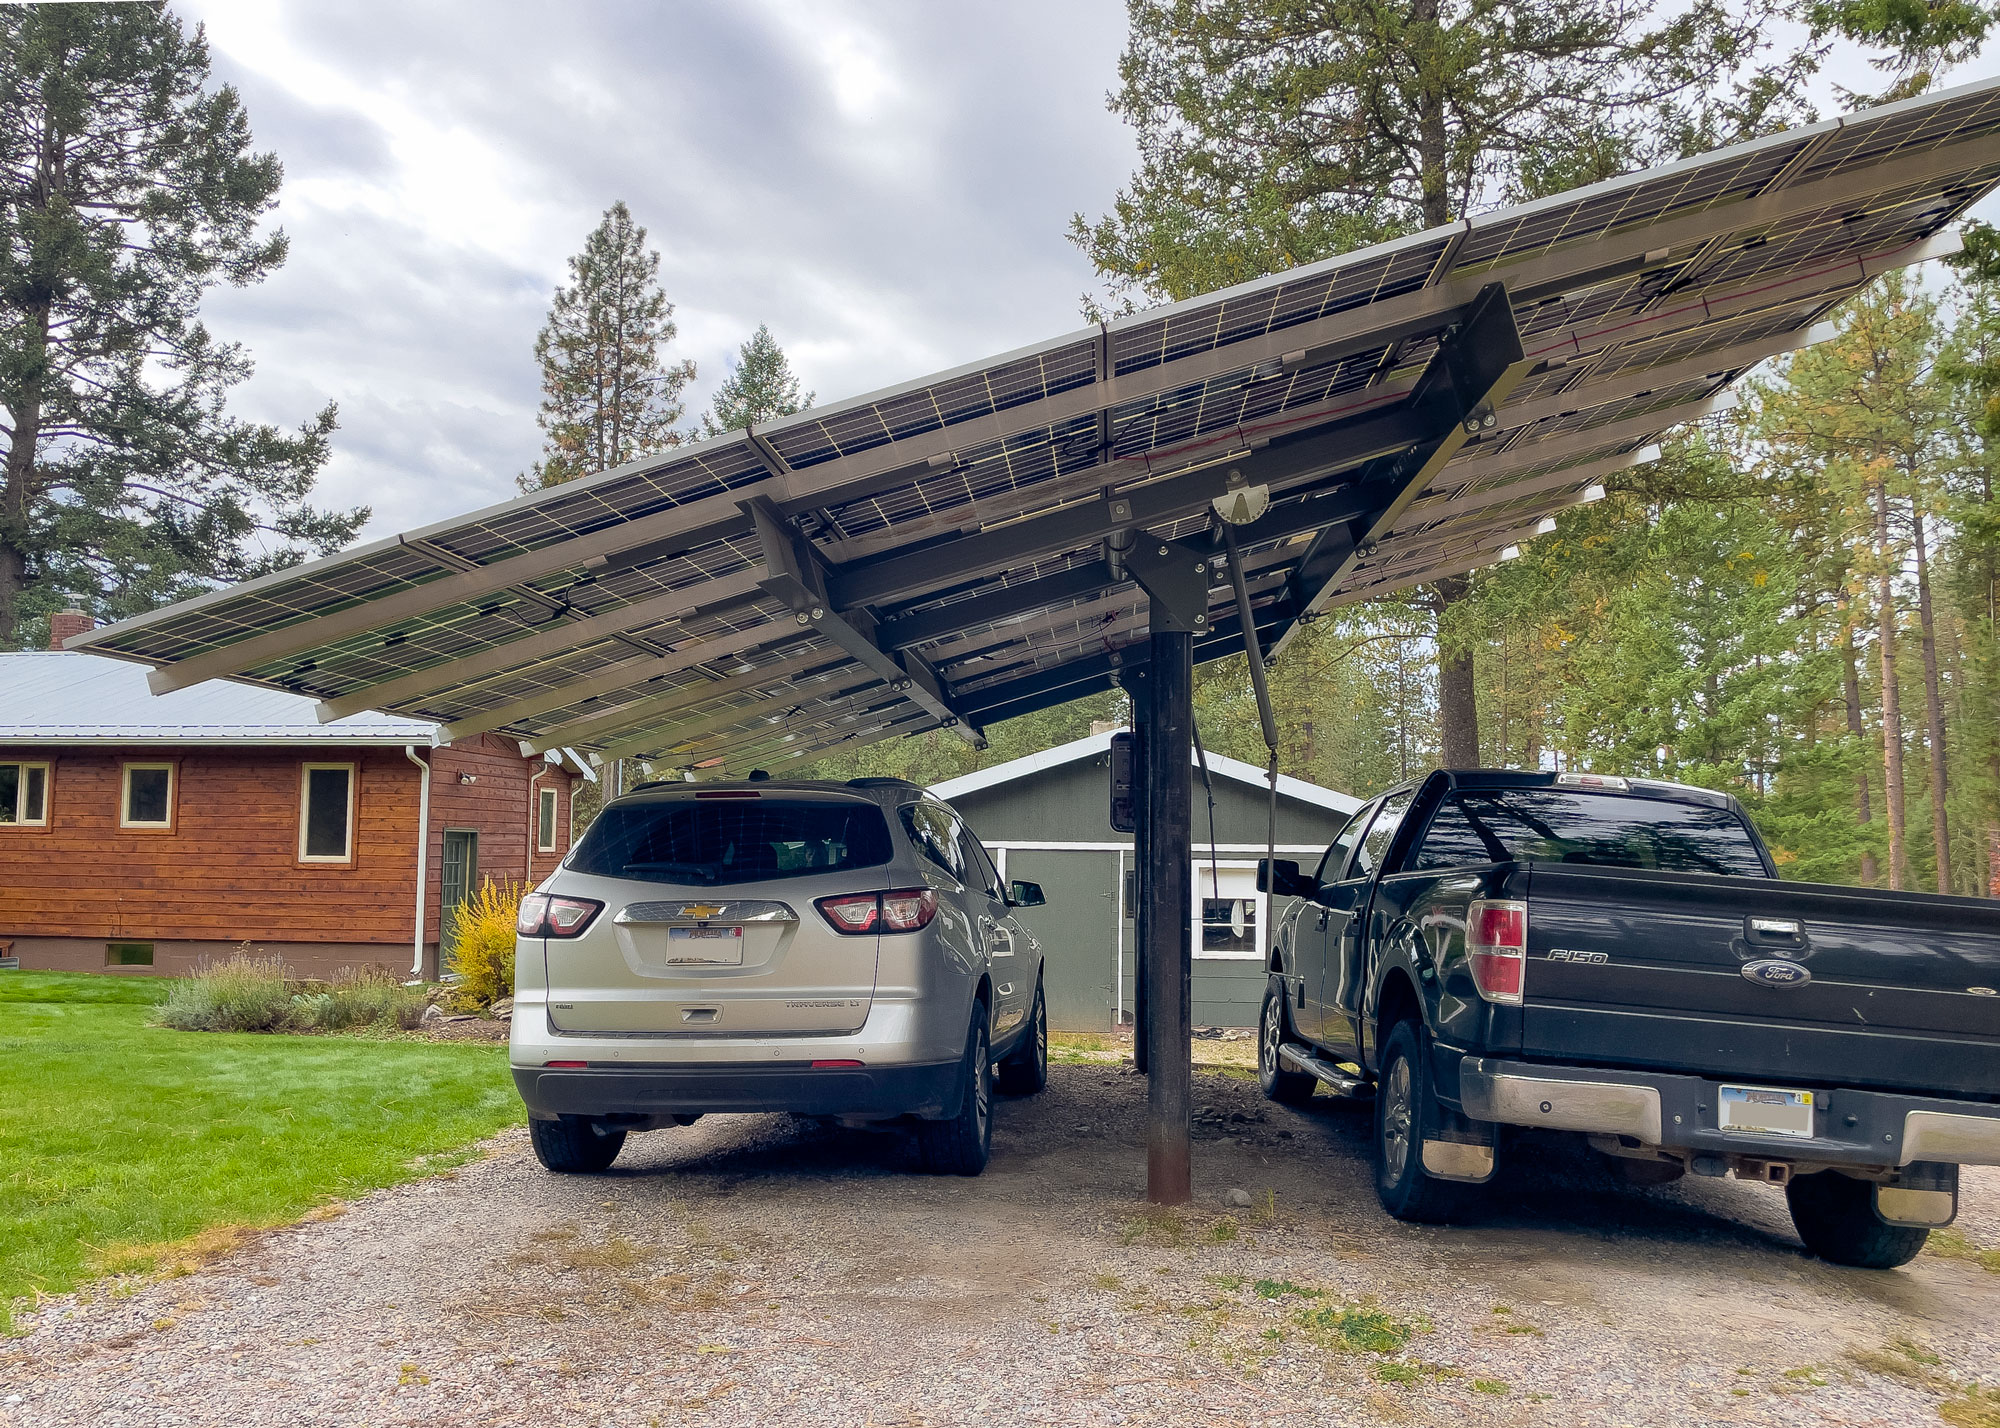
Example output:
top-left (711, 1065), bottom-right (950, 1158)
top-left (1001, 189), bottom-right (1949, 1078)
top-left (156, 953), bottom-right (426, 1033)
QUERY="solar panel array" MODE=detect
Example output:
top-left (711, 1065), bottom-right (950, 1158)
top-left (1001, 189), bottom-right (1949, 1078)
top-left (72, 79), bottom-right (2000, 774)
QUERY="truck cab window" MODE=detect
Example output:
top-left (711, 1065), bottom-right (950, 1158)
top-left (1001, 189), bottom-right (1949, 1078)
top-left (1350, 791), bottom-right (1415, 879)
top-left (1316, 803), bottom-right (1374, 884)
top-left (1410, 797), bottom-right (1507, 870)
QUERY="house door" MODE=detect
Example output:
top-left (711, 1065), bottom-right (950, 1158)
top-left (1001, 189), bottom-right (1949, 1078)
top-left (441, 829), bottom-right (478, 966)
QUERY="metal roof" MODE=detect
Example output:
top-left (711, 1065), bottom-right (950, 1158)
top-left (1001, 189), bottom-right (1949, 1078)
top-left (0, 651), bottom-right (441, 745)
top-left (929, 728), bottom-right (1363, 815)
top-left (67, 78), bottom-right (2000, 775)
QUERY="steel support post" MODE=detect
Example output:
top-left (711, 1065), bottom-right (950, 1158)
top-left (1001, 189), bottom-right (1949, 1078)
top-left (1141, 616), bottom-right (1194, 1206)
top-left (1121, 664), bottom-right (1151, 1073)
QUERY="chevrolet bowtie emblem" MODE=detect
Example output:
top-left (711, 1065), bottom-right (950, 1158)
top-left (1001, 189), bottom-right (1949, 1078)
top-left (680, 904), bottom-right (726, 918)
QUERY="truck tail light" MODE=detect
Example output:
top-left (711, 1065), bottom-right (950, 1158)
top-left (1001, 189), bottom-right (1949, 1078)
top-left (1467, 898), bottom-right (1527, 1005)
top-left (815, 888), bottom-right (939, 935)
top-left (517, 893), bottom-right (603, 938)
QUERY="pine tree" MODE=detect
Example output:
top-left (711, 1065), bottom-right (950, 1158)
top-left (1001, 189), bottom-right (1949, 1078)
top-left (0, 2), bottom-right (359, 649)
top-left (519, 201), bottom-right (695, 492)
top-left (702, 324), bottom-right (812, 437)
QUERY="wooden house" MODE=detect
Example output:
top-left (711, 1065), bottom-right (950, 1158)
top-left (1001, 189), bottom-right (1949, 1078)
top-left (0, 642), bottom-right (591, 979)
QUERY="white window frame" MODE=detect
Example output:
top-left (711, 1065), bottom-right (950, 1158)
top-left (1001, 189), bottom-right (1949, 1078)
top-left (1191, 859), bottom-right (1268, 961)
top-left (298, 762), bottom-right (357, 863)
top-left (536, 784), bottom-right (559, 852)
top-left (119, 761), bottom-right (176, 830)
top-left (0, 760), bottom-right (50, 827)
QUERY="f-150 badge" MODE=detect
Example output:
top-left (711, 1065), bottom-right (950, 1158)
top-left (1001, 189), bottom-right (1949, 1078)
top-left (1547, 948), bottom-right (1608, 964)
top-left (1742, 958), bottom-right (1812, 988)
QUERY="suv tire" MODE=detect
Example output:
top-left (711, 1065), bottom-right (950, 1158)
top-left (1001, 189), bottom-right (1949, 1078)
top-left (1785, 1169), bottom-right (1930, 1269)
top-left (1258, 987), bottom-right (1317, 1106)
top-left (997, 978), bottom-right (1048, 1095)
top-left (530, 1115), bottom-right (627, 1174)
top-left (1373, 1019), bottom-right (1464, 1224)
top-left (918, 1012), bottom-right (993, 1175)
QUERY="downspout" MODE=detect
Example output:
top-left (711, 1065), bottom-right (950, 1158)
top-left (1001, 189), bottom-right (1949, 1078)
top-left (405, 745), bottom-right (431, 979)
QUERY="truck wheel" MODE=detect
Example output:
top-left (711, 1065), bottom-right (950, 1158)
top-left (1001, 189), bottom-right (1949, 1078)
top-left (996, 977), bottom-right (1048, 1095)
top-left (529, 1115), bottom-right (626, 1174)
top-left (1786, 1169), bottom-right (1930, 1269)
top-left (1373, 1020), bottom-right (1463, 1224)
top-left (1258, 989), bottom-right (1317, 1106)
top-left (917, 1013), bottom-right (993, 1176)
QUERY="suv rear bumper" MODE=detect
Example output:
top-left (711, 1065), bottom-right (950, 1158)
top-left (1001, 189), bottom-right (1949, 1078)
top-left (1456, 1057), bottom-right (2000, 1169)
top-left (513, 1059), bottom-right (963, 1121)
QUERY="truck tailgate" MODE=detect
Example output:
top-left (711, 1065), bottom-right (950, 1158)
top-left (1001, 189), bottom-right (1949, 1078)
top-left (1520, 865), bottom-right (2000, 1098)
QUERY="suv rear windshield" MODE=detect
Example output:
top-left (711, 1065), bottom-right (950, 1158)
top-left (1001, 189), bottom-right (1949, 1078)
top-left (1411, 789), bottom-right (1769, 877)
top-left (567, 797), bottom-right (894, 885)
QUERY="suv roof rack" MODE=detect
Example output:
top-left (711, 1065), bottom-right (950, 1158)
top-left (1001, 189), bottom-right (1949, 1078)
top-left (846, 777), bottom-right (924, 790)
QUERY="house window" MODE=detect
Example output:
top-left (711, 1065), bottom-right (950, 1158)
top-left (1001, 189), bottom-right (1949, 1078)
top-left (299, 763), bottom-right (356, 862)
top-left (0, 761), bottom-right (49, 826)
top-left (120, 763), bottom-right (175, 828)
top-left (1193, 864), bottom-right (1266, 960)
top-left (537, 785), bottom-right (559, 852)
top-left (106, 942), bottom-right (154, 966)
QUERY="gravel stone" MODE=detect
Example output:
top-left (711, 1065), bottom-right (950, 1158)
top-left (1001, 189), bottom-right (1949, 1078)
top-left (3, 1064), bottom-right (1996, 1427)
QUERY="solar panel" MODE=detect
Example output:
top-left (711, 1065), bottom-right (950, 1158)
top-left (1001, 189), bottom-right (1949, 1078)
top-left (70, 77), bottom-right (2000, 774)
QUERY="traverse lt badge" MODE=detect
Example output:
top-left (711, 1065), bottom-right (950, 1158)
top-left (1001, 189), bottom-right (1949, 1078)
top-left (1742, 958), bottom-right (1812, 988)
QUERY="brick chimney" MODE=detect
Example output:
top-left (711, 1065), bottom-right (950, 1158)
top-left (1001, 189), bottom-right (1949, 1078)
top-left (48, 608), bottom-right (94, 650)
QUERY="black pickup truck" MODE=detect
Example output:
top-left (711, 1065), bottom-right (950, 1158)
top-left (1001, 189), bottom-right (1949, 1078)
top-left (1256, 768), bottom-right (2000, 1268)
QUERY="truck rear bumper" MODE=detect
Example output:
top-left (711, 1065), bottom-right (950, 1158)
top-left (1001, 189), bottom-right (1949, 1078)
top-left (512, 1059), bottom-right (963, 1121)
top-left (1457, 1057), bottom-right (2000, 1168)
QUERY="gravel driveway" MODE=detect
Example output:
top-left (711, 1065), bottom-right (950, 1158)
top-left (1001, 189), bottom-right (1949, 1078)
top-left (4, 1063), bottom-right (1997, 1427)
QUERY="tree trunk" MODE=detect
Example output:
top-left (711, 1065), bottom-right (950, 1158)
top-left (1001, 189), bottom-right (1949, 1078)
top-left (1873, 479), bottom-right (1909, 890)
top-left (1910, 504), bottom-right (1952, 892)
top-left (1841, 616), bottom-right (1879, 886)
top-left (1432, 574), bottom-right (1479, 767)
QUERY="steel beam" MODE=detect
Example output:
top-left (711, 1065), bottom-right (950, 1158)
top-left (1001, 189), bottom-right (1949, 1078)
top-left (309, 582), bottom-right (768, 722)
top-left (1141, 605), bottom-right (1194, 1205)
top-left (747, 497), bottom-right (983, 746)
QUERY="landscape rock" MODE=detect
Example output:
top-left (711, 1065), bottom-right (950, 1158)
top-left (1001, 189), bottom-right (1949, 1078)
top-left (1223, 1187), bottom-right (1254, 1209)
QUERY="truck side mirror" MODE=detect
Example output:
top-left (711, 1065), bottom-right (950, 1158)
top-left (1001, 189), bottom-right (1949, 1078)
top-left (1007, 880), bottom-right (1046, 908)
top-left (1258, 859), bottom-right (1313, 899)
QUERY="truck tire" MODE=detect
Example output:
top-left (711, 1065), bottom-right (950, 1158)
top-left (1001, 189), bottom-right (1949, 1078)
top-left (529, 1115), bottom-right (626, 1174)
top-left (1373, 1020), bottom-right (1464, 1224)
top-left (1258, 988), bottom-right (1317, 1106)
top-left (1786, 1169), bottom-right (1930, 1269)
top-left (918, 1013), bottom-right (993, 1176)
top-left (997, 977), bottom-right (1048, 1095)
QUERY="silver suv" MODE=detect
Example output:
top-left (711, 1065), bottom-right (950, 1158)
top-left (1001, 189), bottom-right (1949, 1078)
top-left (510, 777), bottom-right (1048, 1176)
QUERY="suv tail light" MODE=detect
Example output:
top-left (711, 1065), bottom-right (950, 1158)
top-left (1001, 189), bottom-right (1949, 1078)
top-left (1466, 898), bottom-right (1527, 1005)
top-left (816, 888), bottom-right (939, 935)
top-left (517, 893), bottom-right (603, 938)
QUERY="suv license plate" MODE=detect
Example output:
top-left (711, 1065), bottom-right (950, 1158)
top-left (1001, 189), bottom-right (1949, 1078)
top-left (665, 926), bottom-right (744, 966)
top-left (1718, 1084), bottom-right (1815, 1138)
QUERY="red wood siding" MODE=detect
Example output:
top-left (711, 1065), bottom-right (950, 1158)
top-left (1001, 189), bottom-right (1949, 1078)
top-left (422, 737), bottom-right (578, 943)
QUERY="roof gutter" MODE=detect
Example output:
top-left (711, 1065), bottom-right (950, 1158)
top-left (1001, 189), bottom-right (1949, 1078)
top-left (405, 745), bottom-right (432, 979)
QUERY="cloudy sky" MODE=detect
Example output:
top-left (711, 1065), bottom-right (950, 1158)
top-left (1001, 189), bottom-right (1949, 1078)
top-left (178, 1), bottom-right (2000, 548)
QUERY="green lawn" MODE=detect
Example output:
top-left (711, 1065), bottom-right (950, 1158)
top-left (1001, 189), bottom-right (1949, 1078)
top-left (0, 972), bottom-right (522, 1329)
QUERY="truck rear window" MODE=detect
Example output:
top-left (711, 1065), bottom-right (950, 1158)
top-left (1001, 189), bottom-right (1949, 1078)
top-left (566, 798), bottom-right (894, 885)
top-left (1412, 790), bottom-right (1769, 877)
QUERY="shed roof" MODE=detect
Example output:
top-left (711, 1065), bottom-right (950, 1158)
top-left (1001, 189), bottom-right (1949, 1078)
top-left (0, 651), bottom-right (443, 746)
top-left (930, 729), bottom-right (1363, 816)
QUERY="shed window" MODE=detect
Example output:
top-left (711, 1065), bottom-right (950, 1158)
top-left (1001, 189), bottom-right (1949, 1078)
top-left (121, 763), bottom-right (174, 828)
top-left (537, 785), bottom-right (559, 852)
top-left (0, 762), bottom-right (49, 825)
top-left (299, 763), bottom-right (355, 861)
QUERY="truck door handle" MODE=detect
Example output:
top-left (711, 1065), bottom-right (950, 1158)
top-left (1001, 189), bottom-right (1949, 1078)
top-left (1315, 911), bottom-right (1330, 930)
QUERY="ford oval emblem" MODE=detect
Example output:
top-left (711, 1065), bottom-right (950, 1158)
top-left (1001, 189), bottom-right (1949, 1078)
top-left (1742, 958), bottom-right (1812, 988)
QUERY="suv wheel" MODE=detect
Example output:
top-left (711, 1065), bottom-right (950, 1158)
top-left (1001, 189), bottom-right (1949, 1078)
top-left (918, 1012), bottom-right (993, 1175)
top-left (1786, 1169), bottom-right (1930, 1269)
top-left (529, 1115), bottom-right (627, 1174)
top-left (997, 978), bottom-right (1048, 1095)
top-left (1373, 1020), bottom-right (1463, 1223)
top-left (1258, 987), bottom-right (1317, 1106)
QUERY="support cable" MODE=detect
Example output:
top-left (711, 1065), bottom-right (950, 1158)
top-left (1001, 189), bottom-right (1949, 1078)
top-left (1192, 716), bottom-right (1220, 903)
top-left (1220, 523), bottom-right (1284, 952)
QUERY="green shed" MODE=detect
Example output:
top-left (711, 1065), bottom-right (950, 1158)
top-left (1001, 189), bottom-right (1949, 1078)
top-left (930, 730), bottom-right (1360, 1031)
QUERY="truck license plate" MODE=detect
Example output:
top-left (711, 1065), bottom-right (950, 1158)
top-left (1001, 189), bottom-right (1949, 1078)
top-left (1718, 1084), bottom-right (1815, 1138)
top-left (665, 925), bottom-right (744, 966)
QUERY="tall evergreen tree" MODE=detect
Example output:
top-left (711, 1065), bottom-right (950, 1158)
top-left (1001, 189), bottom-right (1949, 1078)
top-left (702, 323), bottom-right (812, 437)
top-left (0, 2), bottom-right (358, 649)
top-left (519, 201), bottom-right (694, 492)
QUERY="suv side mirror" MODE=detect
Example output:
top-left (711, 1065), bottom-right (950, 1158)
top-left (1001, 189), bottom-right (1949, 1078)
top-left (1258, 858), bottom-right (1315, 899)
top-left (1007, 880), bottom-right (1046, 908)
